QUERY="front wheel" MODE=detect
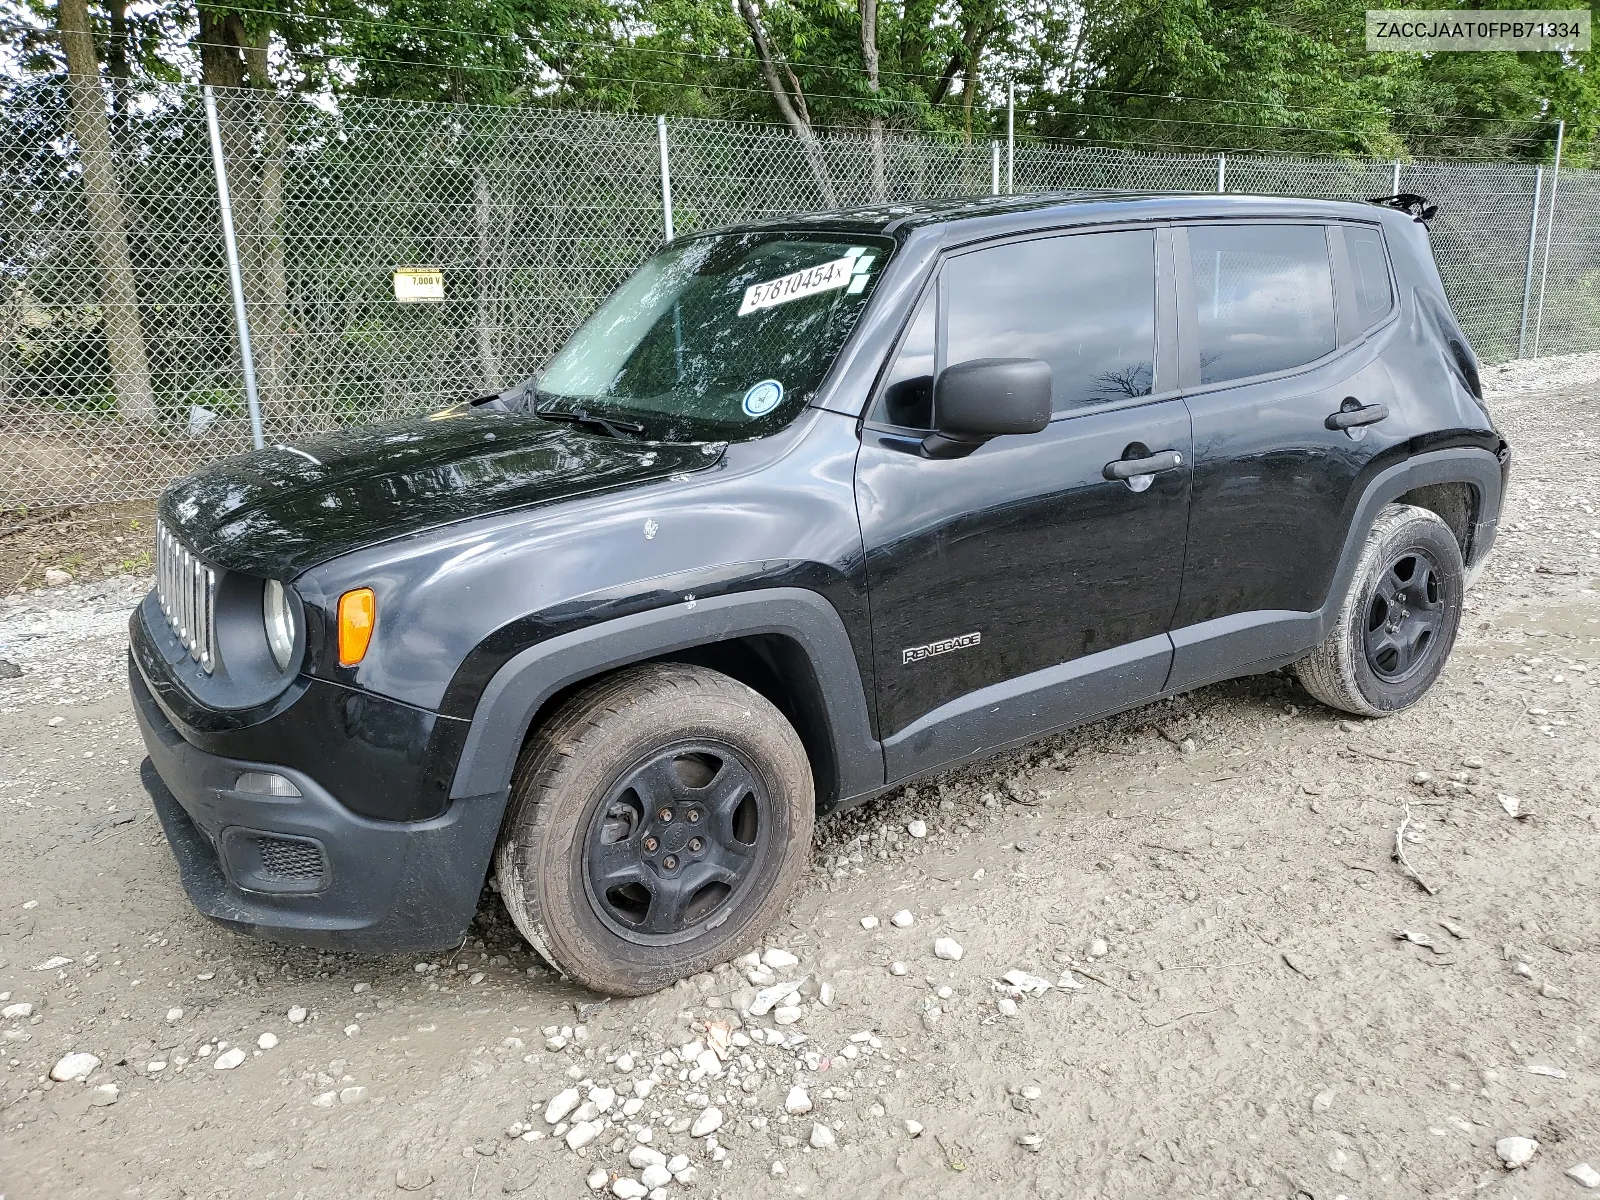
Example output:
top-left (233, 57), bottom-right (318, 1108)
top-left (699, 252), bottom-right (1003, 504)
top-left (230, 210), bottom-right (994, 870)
top-left (1294, 503), bottom-right (1464, 717)
top-left (494, 663), bottom-right (814, 996)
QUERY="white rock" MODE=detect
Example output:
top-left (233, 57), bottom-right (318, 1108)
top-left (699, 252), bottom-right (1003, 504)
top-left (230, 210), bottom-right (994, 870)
top-left (33, 956), bottom-right (72, 971)
top-left (773, 1005), bottom-right (803, 1025)
top-left (44, 568), bottom-right (72, 586)
top-left (343, 1024), bottom-right (360, 1037)
top-left (640, 1164), bottom-right (672, 1190)
top-left (1496, 1136), bottom-right (1539, 1169)
top-left (164, 1007), bottom-right (182, 1022)
top-left (1087, 937), bottom-right (1109, 958)
top-left (1567, 1163), bottom-right (1600, 1189)
top-left (611, 1179), bottom-right (648, 1199)
top-left (590, 1085), bottom-right (617, 1112)
top-left (674, 1166), bottom-right (698, 1185)
top-left (287, 1005), bottom-right (308, 1024)
top-left (907, 820), bottom-right (927, 839)
top-left (691, 1106), bottom-right (724, 1137)
top-left (891, 909), bottom-right (915, 928)
top-left (666, 1155), bottom-right (688, 1173)
top-left (771, 1161), bottom-right (786, 1177)
top-left (340, 1085), bottom-right (369, 1104)
top-left (997, 997), bottom-right (1019, 1017)
top-left (89, 1083), bottom-right (119, 1107)
top-left (629, 1147), bottom-right (666, 1169)
top-left (257, 1032), bottom-right (279, 1050)
top-left (762, 948), bottom-right (799, 970)
top-left (818, 982), bottom-right (834, 1006)
top-left (1001, 969), bottom-right (1052, 996)
top-left (146, 1061), bottom-right (166, 1073)
top-left (546, 1087), bottom-right (581, 1123)
top-left (1498, 792), bottom-right (1522, 818)
top-left (749, 977), bottom-right (805, 1017)
top-left (586, 1167), bottom-right (609, 1190)
top-left (1056, 971), bottom-right (1085, 990)
top-left (785, 1085), bottom-right (813, 1114)
top-left (809, 1123), bottom-right (836, 1149)
top-left (1312, 1088), bottom-right (1335, 1113)
top-left (311, 1091), bottom-right (336, 1107)
top-left (213, 1047), bottom-right (247, 1070)
top-left (572, 1101), bottom-right (600, 1123)
top-left (3, 1003), bottom-right (34, 1019)
top-left (860, 916), bottom-right (880, 930)
top-left (566, 1120), bottom-right (603, 1150)
top-left (890, 961), bottom-right (908, 976)
top-left (622, 1097), bottom-right (643, 1117)
top-left (904, 1119), bottom-right (923, 1137)
top-left (616, 1052), bottom-right (634, 1073)
top-left (934, 938), bottom-right (964, 961)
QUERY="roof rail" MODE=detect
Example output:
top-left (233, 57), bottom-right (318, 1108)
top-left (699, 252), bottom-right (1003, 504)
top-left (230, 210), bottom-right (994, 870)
top-left (1367, 193), bottom-right (1437, 223)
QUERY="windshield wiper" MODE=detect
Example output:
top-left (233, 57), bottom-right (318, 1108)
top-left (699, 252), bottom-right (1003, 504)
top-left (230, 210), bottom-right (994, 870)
top-left (534, 404), bottom-right (646, 440)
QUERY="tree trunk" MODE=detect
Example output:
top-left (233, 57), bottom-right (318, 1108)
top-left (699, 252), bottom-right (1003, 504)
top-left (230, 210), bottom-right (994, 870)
top-left (473, 166), bottom-right (501, 393)
top-left (737, 0), bottom-right (837, 207)
top-left (243, 38), bottom-right (292, 414)
top-left (57, 0), bottom-right (156, 426)
top-left (104, 0), bottom-right (132, 142)
top-left (961, 21), bottom-right (993, 145)
top-left (859, 0), bottom-right (886, 201)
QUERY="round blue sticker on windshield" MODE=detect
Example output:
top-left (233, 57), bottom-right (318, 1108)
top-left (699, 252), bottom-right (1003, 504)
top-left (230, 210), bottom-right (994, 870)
top-left (742, 379), bottom-right (784, 417)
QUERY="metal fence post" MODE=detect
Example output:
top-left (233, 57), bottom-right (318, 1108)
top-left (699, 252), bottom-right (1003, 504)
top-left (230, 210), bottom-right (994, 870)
top-left (1392, 159), bottom-right (1401, 194)
top-left (1006, 82), bottom-right (1015, 195)
top-left (1518, 166), bottom-right (1544, 358)
top-left (656, 115), bottom-right (674, 242)
top-left (991, 141), bottom-right (1000, 195)
top-left (202, 85), bottom-right (264, 450)
top-left (1216, 154), bottom-right (1226, 193)
top-left (1532, 118), bottom-right (1565, 358)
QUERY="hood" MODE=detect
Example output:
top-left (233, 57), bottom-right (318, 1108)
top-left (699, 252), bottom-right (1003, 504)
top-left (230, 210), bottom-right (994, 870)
top-left (159, 411), bottom-right (725, 578)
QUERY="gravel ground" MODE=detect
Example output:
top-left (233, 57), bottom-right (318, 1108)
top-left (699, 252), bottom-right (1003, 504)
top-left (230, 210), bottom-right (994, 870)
top-left (1, 352), bottom-right (1598, 1200)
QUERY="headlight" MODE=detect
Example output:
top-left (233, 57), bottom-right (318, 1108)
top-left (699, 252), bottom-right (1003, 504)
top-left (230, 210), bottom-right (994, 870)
top-left (263, 579), bottom-right (296, 671)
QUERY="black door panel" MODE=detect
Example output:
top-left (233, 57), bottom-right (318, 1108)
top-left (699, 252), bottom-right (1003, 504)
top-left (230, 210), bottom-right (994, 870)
top-left (857, 398), bottom-right (1192, 740)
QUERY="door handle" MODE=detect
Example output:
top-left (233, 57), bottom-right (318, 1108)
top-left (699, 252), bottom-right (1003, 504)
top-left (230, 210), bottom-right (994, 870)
top-left (1325, 399), bottom-right (1389, 431)
top-left (1103, 450), bottom-right (1184, 482)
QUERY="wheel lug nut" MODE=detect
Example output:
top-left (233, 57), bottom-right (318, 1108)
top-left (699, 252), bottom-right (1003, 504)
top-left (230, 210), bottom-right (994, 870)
top-left (687, 809), bottom-right (701, 823)
top-left (643, 837), bottom-right (659, 852)
top-left (688, 838), bottom-right (703, 852)
top-left (658, 808), bottom-right (674, 823)
top-left (663, 855), bottom-right (677, 870)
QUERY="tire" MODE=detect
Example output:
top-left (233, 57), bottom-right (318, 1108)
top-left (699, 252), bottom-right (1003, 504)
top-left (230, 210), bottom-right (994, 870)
top-left (494, 663), bottom-right (814, 996)
top-left (1294, 503), bottom-right (1464, 717)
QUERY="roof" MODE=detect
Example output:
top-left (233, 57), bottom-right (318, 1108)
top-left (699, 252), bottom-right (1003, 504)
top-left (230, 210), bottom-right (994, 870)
top-left (723, 189), bottom-right (1396, 242)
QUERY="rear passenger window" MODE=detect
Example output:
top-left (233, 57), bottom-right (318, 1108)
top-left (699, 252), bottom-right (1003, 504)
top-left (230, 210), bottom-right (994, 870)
top-left (1344, 226), bottom-right (1394, 329)
top-left (944, 230), bottom-right (1156, 414)
top-left (1188, 224), bottom-right (1336, 385)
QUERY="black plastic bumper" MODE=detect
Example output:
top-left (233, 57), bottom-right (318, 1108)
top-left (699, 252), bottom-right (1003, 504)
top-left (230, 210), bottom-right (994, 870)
top-left (131, 656), bottom-right (506, 953)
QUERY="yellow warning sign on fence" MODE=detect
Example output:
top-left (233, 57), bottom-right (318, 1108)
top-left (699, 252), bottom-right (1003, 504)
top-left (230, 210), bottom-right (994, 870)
top-left (393, 267), bottom-right (444, 302)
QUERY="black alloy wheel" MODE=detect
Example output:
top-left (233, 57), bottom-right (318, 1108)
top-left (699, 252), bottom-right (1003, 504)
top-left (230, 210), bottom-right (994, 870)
top-left (1362, 547), bottom-right (1446, 682)
top-left (583, 742), bottom-right (768, 945)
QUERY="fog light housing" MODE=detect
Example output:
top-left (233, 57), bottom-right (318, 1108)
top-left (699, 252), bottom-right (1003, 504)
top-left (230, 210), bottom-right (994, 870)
top-left (234, 771), bottom-right (302, 797)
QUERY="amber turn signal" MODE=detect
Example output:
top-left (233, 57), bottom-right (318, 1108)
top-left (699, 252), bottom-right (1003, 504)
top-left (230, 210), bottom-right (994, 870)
top-left (337, 587), bottom-right (376, 666)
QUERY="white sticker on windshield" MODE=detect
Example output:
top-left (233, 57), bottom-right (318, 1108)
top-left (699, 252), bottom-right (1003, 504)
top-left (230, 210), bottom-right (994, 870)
top-left (742, 379), bottom-right (784, 417)
top-left (738, 256), bottom-right (857, 316)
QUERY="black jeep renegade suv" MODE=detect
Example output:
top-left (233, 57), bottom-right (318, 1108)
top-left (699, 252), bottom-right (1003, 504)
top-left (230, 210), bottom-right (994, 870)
top-left (130, 190), bottom-right (1510, 994)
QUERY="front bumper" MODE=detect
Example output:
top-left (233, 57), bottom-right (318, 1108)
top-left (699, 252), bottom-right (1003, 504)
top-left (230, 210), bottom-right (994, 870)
top-left (130, 655), bottom-right (505, 953)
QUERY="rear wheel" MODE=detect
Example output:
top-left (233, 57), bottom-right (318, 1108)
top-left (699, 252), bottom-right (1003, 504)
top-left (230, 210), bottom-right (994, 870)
top-left (1294, 504), bottom-right (1464, 717)
top-left (494, 663), bottom-right (814, 996)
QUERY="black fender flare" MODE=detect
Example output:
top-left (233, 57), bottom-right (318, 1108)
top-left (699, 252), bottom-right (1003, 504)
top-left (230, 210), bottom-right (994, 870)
top-left (448, 587), bottom-right (885, 806)
top-left (1166, 445), bottom-right (1506, 694)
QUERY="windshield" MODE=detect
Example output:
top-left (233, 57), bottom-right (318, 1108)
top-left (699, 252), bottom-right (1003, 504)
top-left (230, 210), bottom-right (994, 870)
top-left (531, 231), bottom-right (894, 441)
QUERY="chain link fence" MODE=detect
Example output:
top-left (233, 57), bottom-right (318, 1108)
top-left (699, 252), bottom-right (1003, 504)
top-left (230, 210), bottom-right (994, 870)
top-left (3, 80), bottom-right (1596, 508)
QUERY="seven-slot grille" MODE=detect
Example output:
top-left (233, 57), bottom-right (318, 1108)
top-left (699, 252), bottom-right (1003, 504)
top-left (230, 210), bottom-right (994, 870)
top-left (156, 520), bottom-right (217, 673)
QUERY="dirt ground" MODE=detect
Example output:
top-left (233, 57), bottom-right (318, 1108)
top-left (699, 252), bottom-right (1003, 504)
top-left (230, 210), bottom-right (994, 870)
top-left (1, 354), bottom-right (1598, 1200)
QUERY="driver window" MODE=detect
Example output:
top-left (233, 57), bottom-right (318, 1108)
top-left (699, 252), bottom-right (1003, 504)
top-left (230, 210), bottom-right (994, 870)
top-left (872, 285), bottom-right (936, 428)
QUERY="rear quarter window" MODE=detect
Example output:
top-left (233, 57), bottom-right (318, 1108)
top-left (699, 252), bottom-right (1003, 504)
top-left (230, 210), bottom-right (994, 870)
top-left (1343, 225), bottom-right (1395, 330)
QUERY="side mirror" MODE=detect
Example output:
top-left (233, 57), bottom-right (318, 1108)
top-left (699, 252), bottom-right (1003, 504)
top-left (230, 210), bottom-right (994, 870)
top-left (923, 358), bottom-right (1052, 458)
